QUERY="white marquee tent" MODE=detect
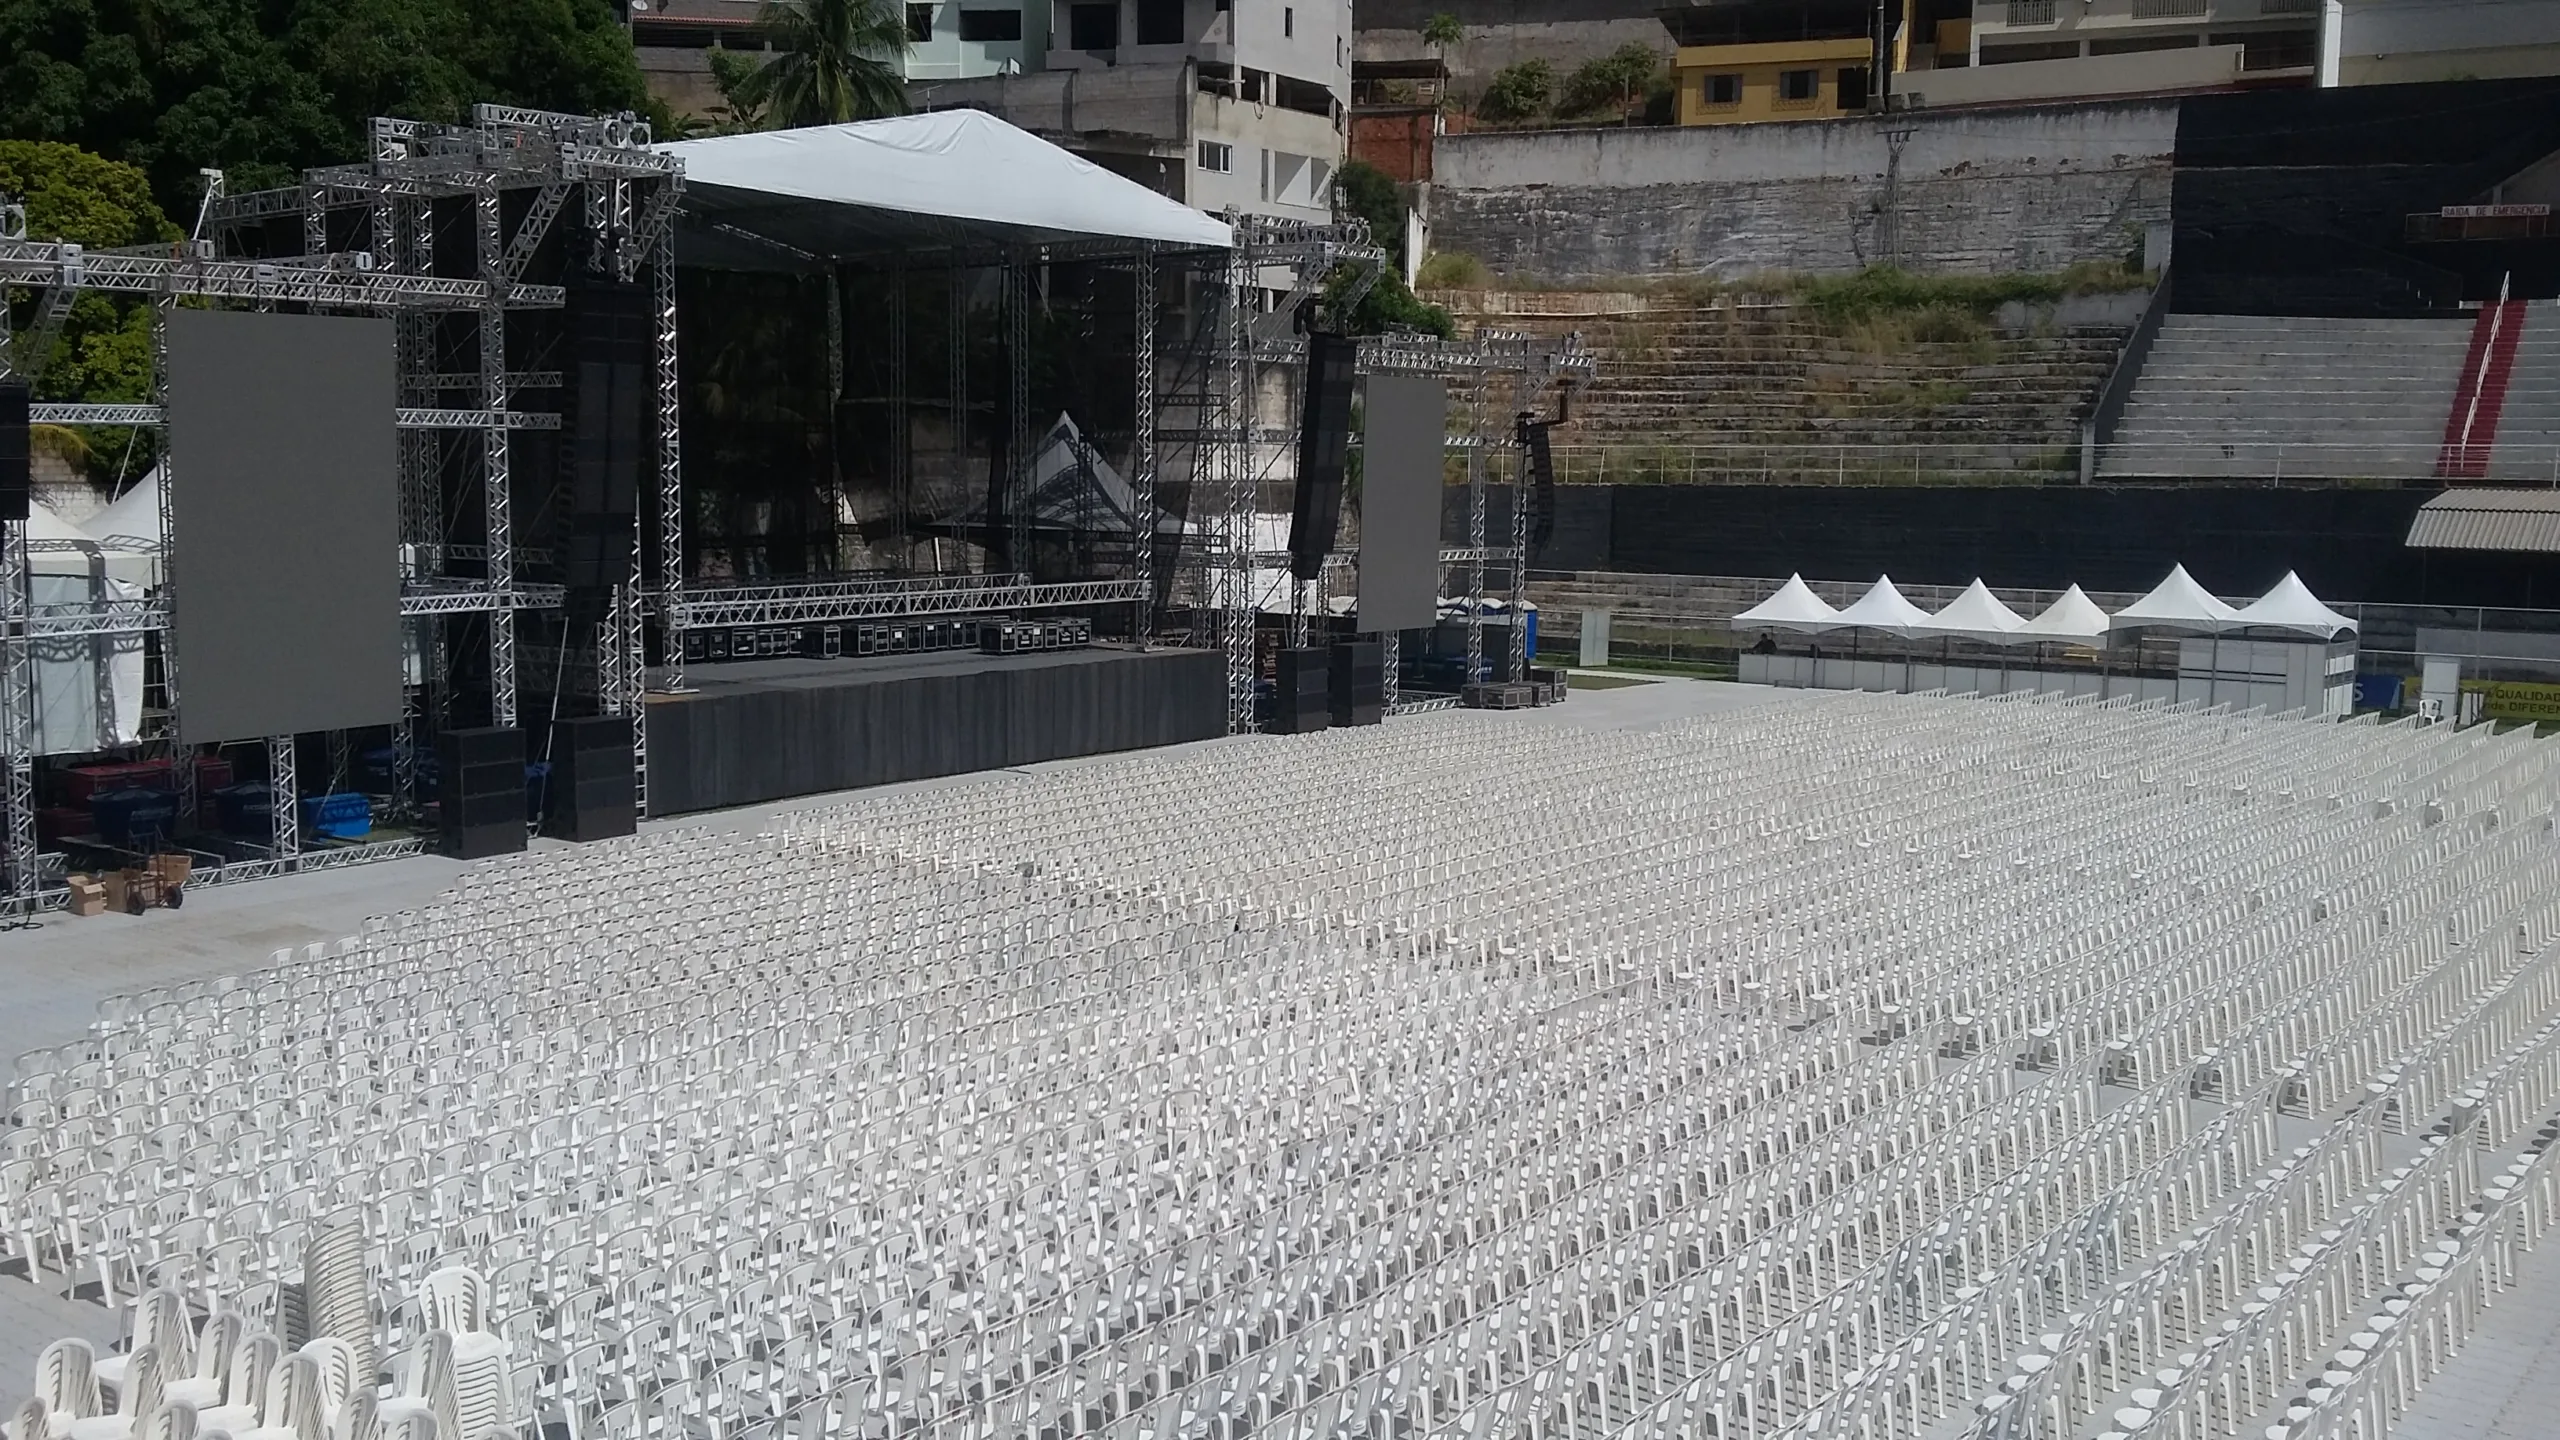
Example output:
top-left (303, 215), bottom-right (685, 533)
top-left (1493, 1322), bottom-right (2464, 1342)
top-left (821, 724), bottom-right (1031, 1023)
top-left (2015, 585), bottom-right (2113, 644)
top-left (1915, 579), bottom-right (2028, 644)
top-left (2234, 571), bottom-right (2360, 639)
top-left (1732, 575), bottom-right (1842, 633)
top-left (2109, 563), bottom-right (2245, 634)
top-left (1830, 576), bottom-right (1937, 640)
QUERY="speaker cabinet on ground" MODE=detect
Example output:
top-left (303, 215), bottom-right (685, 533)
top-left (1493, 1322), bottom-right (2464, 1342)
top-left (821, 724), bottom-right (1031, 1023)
top-left (0, 380), bottom-right (26, 524)
top-left (1270, 647), bottom-right (1332, 734)
top-left (543, 715), bottom-right (638, 843)
top-left (1329, 639), bottom-right (1385, 727)
top-left (1287, 333), bottom-right (1358, 581)
top-left (436, 725), bottom-right (525, 859)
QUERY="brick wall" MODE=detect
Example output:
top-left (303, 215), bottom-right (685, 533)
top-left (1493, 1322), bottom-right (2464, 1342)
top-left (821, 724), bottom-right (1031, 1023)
top-left (1350, 108), bottom-right (1464, 183)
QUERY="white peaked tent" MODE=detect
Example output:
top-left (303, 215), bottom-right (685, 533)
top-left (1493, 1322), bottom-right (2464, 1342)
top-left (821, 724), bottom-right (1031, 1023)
top-left (1918, 580), bottom-right (2029, 644)
top-left (2110, 564), bottom-right (2245, 633)
top-left (1830, 576), bottom-right (1936, 640)
top-left (2235, 571), bottom-right (2359, 639)
top-left (1732, 574), bottom-right (1842, 633)
top-left (944, 414), bottom-right (1180, 537)
top-left (661, 111), bottom-right (1232, 262)
top-left (2014, 585), bottom-right (2113, 643)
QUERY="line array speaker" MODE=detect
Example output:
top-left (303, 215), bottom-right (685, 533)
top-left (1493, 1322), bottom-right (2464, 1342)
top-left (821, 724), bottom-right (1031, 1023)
top-left (543, 715), bottom-right (637, 843)
top-left (1518, 415), bottom-right (1557, 552)
top-left (1270, 646), bottom-right (1331, 734)
top-left (1287, 332), bottom-right (1358, 582)
top-left (0, 380), bottom-right (27, 524)
top-left (1329, 639), bottom-right (1385, 727)
top-left (436, 725), bottom-right (525, 860)
top-left (562, 279), bottom-right (650, 597)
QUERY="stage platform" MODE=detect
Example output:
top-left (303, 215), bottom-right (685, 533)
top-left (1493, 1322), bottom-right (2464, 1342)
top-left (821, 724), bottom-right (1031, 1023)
top-left (642, 645), bottom-right (1228, 815)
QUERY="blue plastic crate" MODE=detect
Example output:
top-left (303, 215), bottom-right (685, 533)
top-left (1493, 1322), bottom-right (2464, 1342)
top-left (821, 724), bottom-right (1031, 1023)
top-left (297, 792), bottom-right (372, 841)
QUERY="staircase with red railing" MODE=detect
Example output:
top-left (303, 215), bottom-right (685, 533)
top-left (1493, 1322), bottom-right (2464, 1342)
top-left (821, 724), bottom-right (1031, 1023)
top-left (2439, 283), bottom-right (2526, 480)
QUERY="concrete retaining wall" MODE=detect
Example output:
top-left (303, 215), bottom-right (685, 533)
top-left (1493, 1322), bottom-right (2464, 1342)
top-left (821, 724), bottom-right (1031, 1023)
top-left (1431, 100), bottom-right (2176, 280)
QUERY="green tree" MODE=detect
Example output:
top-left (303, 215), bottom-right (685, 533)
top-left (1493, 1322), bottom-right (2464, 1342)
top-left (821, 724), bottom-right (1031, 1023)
top-left (1335, 159), bottom-right (1405, 260)
top-left (1477, 59), bottom-right (1552, 123)
top-left (1421, 12), bottom-right (1463, 65)
top-left (0, 141), bottom-right (179, 486)
top-left (1558, 43), bottom-right (1660, 120)
top-left (719, 0), bottom-right (912, 130)
top-left (0, 0), bottom-right (661, 218)
top-left (706, 48), bottom-right (770, 133)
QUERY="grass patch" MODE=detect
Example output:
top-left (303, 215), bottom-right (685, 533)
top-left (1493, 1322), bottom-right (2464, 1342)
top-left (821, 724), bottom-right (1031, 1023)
top-left (1789, 262), bottom-right (2151, 322)
top-left (1562, 670), bottom-right (1657, 689)
top-left (1595, 655), bottom-right (1740, 682)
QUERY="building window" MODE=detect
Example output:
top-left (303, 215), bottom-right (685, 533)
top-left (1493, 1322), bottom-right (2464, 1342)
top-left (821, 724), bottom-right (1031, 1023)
top-left (957, 7), bottom-right (1021, 41)
top-left (2129, 0), bottom-right (2207, 15)
top-left (1198, 140), bottom-right (1234, 173)
top-left (906, 3), bottom-right (935, 42)
top-left (2005, 0), bottom-right (2057, 24)
top-left (1135, 0), bottom-right (1183, 45)
top-left (1285, 6), bottom-right (1295, 37)
top-left (1981, 39), bottom-right (2079, 63)
top-left (1777, 68), bottom-right (1819, 103)
top-left (1069, 2), bottom-right (1118, 49)
top-left (1702, 73), bottom-right (1742, 106)
top-left (1835, 65), bottom-right (1869, 110)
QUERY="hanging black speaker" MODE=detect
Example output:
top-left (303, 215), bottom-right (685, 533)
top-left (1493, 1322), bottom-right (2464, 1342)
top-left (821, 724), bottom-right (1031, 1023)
top-left (562, 278), bottom-right (649, 604)
top-left (1288, 332), bottom-right (1358, 581)
top-left (0, 380), bottom-right (28, 524)
top-left (1518, 415), bottom-right (1557, 552)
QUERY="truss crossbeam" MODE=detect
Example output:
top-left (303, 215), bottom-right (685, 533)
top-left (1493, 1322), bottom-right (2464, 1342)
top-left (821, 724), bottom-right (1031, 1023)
top-left (673, 577), bottom-right (1144, 630)
top-left (0, 245), bottom-right (565, 308)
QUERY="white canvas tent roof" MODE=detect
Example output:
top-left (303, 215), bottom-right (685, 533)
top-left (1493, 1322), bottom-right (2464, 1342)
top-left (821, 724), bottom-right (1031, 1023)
top-left (661, 111), bottom-right (1231, 267)
top-left (2109, 564), bottom-right (2244, 633)
top-left (85, 468), bottom-right (162, 553)
top-left (1731, 575), bottom-right (1841, 633)
top-left (1917, 580), bottom-right (2029, 644)
top-left (1831, 576), bottom-right (1936, 639)
top-left (2014, 585), bottom-right (2112, 643)
top-left (2234, 571), bottom-right (2358, 639)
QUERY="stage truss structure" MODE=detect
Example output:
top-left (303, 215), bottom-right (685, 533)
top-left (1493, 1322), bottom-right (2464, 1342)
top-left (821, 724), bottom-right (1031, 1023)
top-left (0, 111), bottom-right (1593, 913)
top-left (0, 106), bottom-right (677, 914)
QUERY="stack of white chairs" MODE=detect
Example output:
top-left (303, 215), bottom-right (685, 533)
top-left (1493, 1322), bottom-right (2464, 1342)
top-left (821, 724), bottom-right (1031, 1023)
top-left (7, 695), bottom-right (2560, 1439)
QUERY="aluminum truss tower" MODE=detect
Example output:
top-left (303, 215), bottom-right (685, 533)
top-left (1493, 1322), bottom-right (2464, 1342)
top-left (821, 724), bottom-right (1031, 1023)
top-left (0, 106), bottom-right (677, 913)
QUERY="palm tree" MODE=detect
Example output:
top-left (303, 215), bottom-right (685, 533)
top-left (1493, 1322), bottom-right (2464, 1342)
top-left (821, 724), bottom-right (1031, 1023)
top-left (728, 0), bottom-right (915, 130)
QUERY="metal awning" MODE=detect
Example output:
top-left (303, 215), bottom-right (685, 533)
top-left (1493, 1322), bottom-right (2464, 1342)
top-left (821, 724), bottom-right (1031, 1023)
top-left (2406, 488), bottom-right (2560, 552)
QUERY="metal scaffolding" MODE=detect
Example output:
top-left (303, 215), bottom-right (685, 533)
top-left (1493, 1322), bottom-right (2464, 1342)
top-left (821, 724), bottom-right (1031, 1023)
top-left (0, 105), bottom-right (678, 913)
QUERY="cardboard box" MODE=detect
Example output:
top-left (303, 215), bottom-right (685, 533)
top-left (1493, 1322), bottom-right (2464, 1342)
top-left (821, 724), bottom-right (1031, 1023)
top-left (65, 876), bottom-right (106, 917)
top-left (99, 870), bottom-right (134, 914)
top-left (145, 853), bottom-right (192, 888)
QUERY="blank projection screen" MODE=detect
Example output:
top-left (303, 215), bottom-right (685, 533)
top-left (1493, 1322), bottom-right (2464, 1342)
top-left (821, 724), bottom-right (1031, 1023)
top-left (166, 309), bottom-right (403, 744)
top-left (1357, 374), bottom-right (1447, 634)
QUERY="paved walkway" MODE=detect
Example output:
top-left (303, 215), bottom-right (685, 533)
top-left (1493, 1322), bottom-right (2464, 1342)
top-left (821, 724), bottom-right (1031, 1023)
top-left (2397, 1228), bottom-right (2560, 1440)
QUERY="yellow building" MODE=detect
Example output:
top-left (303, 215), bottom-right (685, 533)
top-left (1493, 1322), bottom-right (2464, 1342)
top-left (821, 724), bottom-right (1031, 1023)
top-left (1673, 36), bottom-right (1877, 126)
top-left (1663, 0), bottom-right (1904, 127)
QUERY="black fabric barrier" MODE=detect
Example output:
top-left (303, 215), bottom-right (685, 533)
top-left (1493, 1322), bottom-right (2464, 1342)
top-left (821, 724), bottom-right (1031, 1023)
top-left (644, 647), bottom-right (1228, 816)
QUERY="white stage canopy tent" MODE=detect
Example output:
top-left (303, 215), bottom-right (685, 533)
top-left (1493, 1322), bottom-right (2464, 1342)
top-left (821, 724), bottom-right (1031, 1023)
top-left (1732, 575), bottom-right (1842, 633)
top-left (2013, 585), bottom-right (2112, 644)
top-left (2234, 571), bottom-right (2359, 639)
top-left (1832, 576), bottom-right (1936, 640)
top-left (2110, 564), bottom-right (2245, 633)
top-left (1916, 580), bottom-right (2028, 644)
top-left (661, 112), bottom-right (1232, 266)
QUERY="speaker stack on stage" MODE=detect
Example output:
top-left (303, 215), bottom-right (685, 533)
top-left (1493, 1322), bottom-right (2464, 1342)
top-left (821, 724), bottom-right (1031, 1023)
top-left (1287, 333), bottom-right (1359, 581)
top-left (1270, 647), bottom-right (1331, 734)
top-left (0, 380), bottom-right (28, 524)
top-left (437, 726), bottom-right (526, 860)
top-left (1330, 639), bottom-right (1385, 727)
top-left (543, 716), bottom-right (638, 843)
top-left (562, 277), bottom-right (650, 606)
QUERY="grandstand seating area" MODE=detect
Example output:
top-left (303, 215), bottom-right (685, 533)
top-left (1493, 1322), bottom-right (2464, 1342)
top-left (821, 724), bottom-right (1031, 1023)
top-left (2102, 315), bottom-right (2474, 481)
top-left (1434, 292), bottom-right (2129, 482)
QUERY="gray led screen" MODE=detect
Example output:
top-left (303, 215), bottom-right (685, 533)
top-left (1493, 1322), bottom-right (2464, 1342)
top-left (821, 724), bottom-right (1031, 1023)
top-left (1356, 374), bottom-right (1447, 634)
top-left (165, 309), bottom-right (403, 745)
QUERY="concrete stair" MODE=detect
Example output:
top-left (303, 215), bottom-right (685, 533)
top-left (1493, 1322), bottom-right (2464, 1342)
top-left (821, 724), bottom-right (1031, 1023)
top-left (2488, 314), bottom-right (2560, 484)
top-left (1436, 293), bottom-right (2129, 482)
top-left (2103, 314), bottom-right (2472, 481)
